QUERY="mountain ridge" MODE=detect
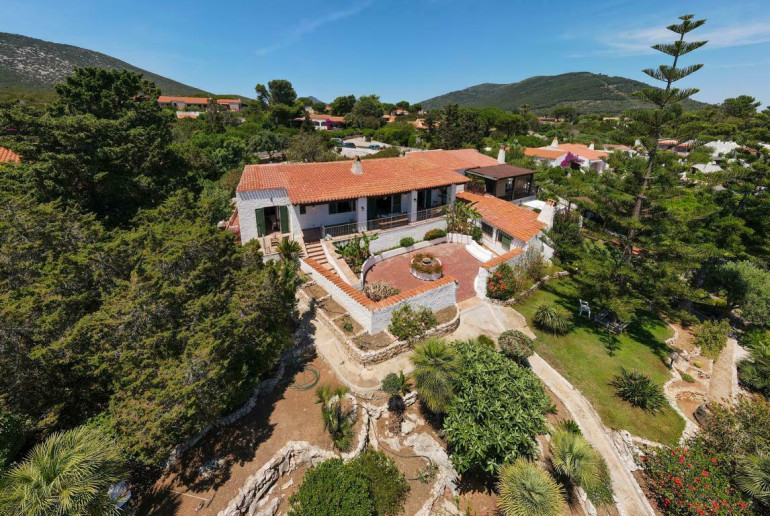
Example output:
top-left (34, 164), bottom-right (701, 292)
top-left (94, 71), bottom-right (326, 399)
top-left (0, 32), bottom-right (207, 96)
top-left (420, 72), bottom-right (707, 114)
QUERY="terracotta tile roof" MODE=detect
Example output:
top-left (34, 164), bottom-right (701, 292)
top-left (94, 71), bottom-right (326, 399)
top-left (557, 144), bottom-right (608, 160)
top-left (524, 148), bottom-right (565, 159)
top-left (303, 258), bottom-right (457, 310)
top-left (481, 248), bottom-right (524, 269)
top-left (457, 191), bottom-right (546, 243)
top-left (295, 113), bottom-right (346, 123)
top-left (0, 146), bottom-right (21, 163)
top-left (603, 144), bottom-right (632, 151)
top-left (467, 164), bottom-right (535, 180)
top-left (237, 150), bottom-right (496, 204)
top-left (157, 96), bottom-right (242, 105)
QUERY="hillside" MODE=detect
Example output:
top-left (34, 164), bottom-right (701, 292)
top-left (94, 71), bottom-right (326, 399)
top-left (421, 72), bottom-right (707, 114)
top-left (0, 32), bottom-right (206, 95)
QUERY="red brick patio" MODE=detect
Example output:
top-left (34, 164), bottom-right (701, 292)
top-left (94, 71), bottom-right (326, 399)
top-left (364, 243), bottom-right (481, 301)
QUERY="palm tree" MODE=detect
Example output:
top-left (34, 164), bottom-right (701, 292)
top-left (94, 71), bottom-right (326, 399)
top-left (549, 425), bottom-right (600, 491)
top-left (736, 453), bottom-right (770, 506)
top-left (497, 458), bottom-right (566, 516)
top-left (276, 237), bottom-right (302, 260)
top-left (315, 384), bottom-right (356, 451)
top-left (410, 338), bottom-right (461, 413)
top-left (0, 426), bottom-right (126, 516)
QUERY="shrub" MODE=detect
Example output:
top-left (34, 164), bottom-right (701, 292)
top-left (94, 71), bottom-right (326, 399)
top-left (497, 459), bottom-right (566, 516)
top-left (340, 316), bottom-right (354, 333)
top-left (288, 458), bottom-right (375, 516)
top-left (694, 319), bottom-right (731, 359)
top-left (399, 237), bottom-right (415, 247)
top-left (477, 334), bottom-right (496, 348)
top-left (738, 337), bottom-right (770, 398)
top-left (424, 228), bottom-right (446, 241)
top-left (0, 411), bottom-right (26, 467)
top-left (534, 303), bottom-right (569, 335)
top-left (487, 262), bottom-right (528, 300)
top-left (472, 225), bottom-right (483, 244)
top-left (382, 373), bottom-right (403, 397)
top-left (549, 425), bottom-right (613, 505)
top-left (411, 338), bottom-right (461, 413)
top-left (389, 305), bottom-right (437, 341)
top-left (523, 248), bottom-right (547, 282)
top-left (443, 342), bottom-right (550, 473)
top-left (679, 370), bottom-right (696, 383)
top-left (316, 384), bottom-right (356, 451)
top-left (499, 330), bottom-right (534, 364)
top-left (352, 450), bottom-right (410, 516)
top-left (609, 367), bottom-right (667, 412)
top-left (364, 281), bottom-right (400, 302)
top-left (410, 253), bottom-right (442, 275)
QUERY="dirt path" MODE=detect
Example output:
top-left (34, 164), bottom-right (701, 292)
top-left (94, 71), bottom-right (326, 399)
top-left (453, 302), bottom-right (655, 516)
top-left (709, 337), bottom-right (738, 404)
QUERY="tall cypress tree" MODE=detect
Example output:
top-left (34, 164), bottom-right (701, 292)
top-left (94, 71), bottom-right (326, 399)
top-left (625, 14), bottom-right (707, 256)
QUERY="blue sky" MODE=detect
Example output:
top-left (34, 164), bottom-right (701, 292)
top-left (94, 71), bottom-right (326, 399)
top-left (3, 0), bottom-right (770, 107)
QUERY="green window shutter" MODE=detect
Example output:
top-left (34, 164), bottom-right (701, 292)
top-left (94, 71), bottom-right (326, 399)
top-left (255, 208), bottom-right (266, 237)
top-left (279, 205), bottom-right (289, 233)
top-left (501, 232), bottom-right (512, 250)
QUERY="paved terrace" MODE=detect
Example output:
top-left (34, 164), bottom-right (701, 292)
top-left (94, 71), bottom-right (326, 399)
top-left (364, 243), bottom-right (480, 301)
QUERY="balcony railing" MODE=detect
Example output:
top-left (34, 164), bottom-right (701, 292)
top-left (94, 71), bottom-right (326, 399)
top-left (320, 206), bottom-right (447, 239)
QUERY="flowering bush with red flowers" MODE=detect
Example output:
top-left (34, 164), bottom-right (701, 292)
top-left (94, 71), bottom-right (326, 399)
top-left (641, 440), bottom-right (753, 515)
top-left (486, 262), bottom-right (527, 300)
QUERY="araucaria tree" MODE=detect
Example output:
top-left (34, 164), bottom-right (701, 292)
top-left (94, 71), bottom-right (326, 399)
top-left (626, 14), bottom-right (707, 254)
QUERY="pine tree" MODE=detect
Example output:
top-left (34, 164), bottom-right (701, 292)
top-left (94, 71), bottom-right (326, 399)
top-left (625, 14), bottom-right (707, 257)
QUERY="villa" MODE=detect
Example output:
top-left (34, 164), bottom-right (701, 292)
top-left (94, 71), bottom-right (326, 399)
top-left (292, 113), bottom-right (347, 130)
top-left (157, 96), bottom-right (243, 112)
top-left (525, 138), bottom-right (609, 172)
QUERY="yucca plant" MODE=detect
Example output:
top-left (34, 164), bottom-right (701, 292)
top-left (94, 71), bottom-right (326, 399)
top-left (411, 338), bottom-right (461, 414)
top-left (549, 426), bottom-right (600, 490)
top-left (276, 236), bottom-right (302, 260)
top-left (321, 399), bottom-right (357, 452)
top-left (609, 367), bottom-right (667, 412)
top-left (736, 453), bottom-right (770, 506)
top-left (533, 304), bottom-right (569, 335)
top-left (0, 426), bottom-right (126, 516)
top-left (497, 458), bottom-right (566, 516)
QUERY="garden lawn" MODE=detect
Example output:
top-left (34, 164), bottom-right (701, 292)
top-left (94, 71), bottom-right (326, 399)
top-left (515, 278), bottom-right (685, 445)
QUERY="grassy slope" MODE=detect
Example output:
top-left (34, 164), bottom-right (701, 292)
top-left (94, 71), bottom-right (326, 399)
top-left (421, 72), bottom-right (707, 114)
top-left (515, 278), bottom-right (685, 445)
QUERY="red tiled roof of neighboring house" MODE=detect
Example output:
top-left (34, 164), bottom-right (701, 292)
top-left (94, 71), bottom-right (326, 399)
top-left (295, 113), bottom-right (346, 123)
top-left (603, 144), bottom-right (631, 151)
top-left (481, 248), bottom-right (524, 269)
top-left (556, 144), bottom-right (609, 160)
top-left (524, 148), bottom-right (565, 159)
top-left (237, 150), bottom-right (495, 204)
top-left (157, 96), bottom-right (242, 105)
top-left (457, 191), bottom-right (546, 243)
top-left (0, 146), bottom-right (21, 163)
top-left (303, 257), bottom-right (458, 310)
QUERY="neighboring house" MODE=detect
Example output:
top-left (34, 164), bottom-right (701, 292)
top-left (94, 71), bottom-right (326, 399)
top-left (691, 162), bottom-right (724, 174)
top-left (157, 96), bottom-right (243, 112)
top-left (0, 146), bottom-right (21, 164)
top-left (657, 138), bottom-right (695, 154)
top-left (465, 149), bottom-right (538, 203)
top-left (603, 143), bottom-right (637, 156)
top-left (704, 140), bottom-right (741, 157)
top-left (524, 138), bottom-right (609, 172)
top-left (235, 149), bottom-right (499, 245)
top-left (293, 113), bottom-right (347, 130)
top-left (456, 191), bottom-right (546, 254)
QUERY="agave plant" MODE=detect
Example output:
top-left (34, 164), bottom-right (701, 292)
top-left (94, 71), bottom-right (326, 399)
top-left (497, 458), bottom-right (566, 516)
top-left (0, 426), bottom-right (126, 516)
top-left (411, 338), bottom-right (461, 414)
top-left (549, 426), bottom-right (600, 490)
top-left (736, 453), bottom-right (770, 506)
top-left (533, 304), bottom-right (569, 335)
top-left (609, 367), bottom-right (667, 412)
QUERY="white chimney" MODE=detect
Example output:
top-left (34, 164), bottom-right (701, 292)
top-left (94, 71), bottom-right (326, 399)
top-left (351, 156), bottom-right (363, 175)
top-left (551, 137), bottom-right (559, 148)
top-left (497, 145), bottom-right (506, 164)
top-left (588, 142), bottom-right (595, 150)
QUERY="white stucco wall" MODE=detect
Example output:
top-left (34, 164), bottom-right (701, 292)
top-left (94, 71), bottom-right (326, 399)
top-left (370, 280), bottom-right (457, 334)
top-left (236, 188), bottom-right (293, 243)
top-left (368, 218), bottom-right (447, 253)
top-left (299, 261), bottom-right (372, 330)
top-left (297, 202), bottom-right (358, 232)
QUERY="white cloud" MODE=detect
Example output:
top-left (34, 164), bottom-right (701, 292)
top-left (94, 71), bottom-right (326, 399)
top-left (596, 20), bottom-right (770, 56)
top-left (255, 1), bottom-right (374, 55)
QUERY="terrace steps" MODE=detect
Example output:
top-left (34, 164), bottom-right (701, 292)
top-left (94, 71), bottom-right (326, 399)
top-left (302, 240), bottom-right (336, 274)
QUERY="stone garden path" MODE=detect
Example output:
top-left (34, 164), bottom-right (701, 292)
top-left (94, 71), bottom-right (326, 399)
top-left (452, 301), bottom-right (656, 516)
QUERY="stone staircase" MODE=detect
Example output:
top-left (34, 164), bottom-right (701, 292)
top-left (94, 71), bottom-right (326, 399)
top-left (303, 240), bottom-right (336, 273)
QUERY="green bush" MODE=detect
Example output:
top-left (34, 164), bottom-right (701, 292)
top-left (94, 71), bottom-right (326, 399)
top-left (411, 338), bottom-right (461, 413)
top-left (424, 228), bottom-right (447, 241)
top-left (609, 367), bottom-right (667, 412)
top-left (550, 424), bottom-right (614, 506)
top-left (533, 303), bottom-right (569, 334)
top-left (477, 335), bottom-right (496, 348)
top-left (389, 305), bottom-right (437, 341)
top-left (399, 237), bottom-right (416, 247)
top-left (443, 341), bottom-right (550, 474)
top-left (288, 458), bottom-right (375, 516)
top-left (498, 330), bottom-right (535, 364)
top-left (382, 373), bottom-right (402, 397)
top-left (694, 319), bottom-right (731, 359)
top-left (738, 332), bottom-right (770, 398)
top-left (679, 370), bottom-right (696, 383)
top-left (472, 226), bottom-right (483, 244)
top-left (487, 262), bottom-right (528, 300)
top-left (0, 411), bottom-right (26, 468)
top-left (497, 459), bottom-right (565, 516)
top-left (352, 450), bottom-right (410, 516)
